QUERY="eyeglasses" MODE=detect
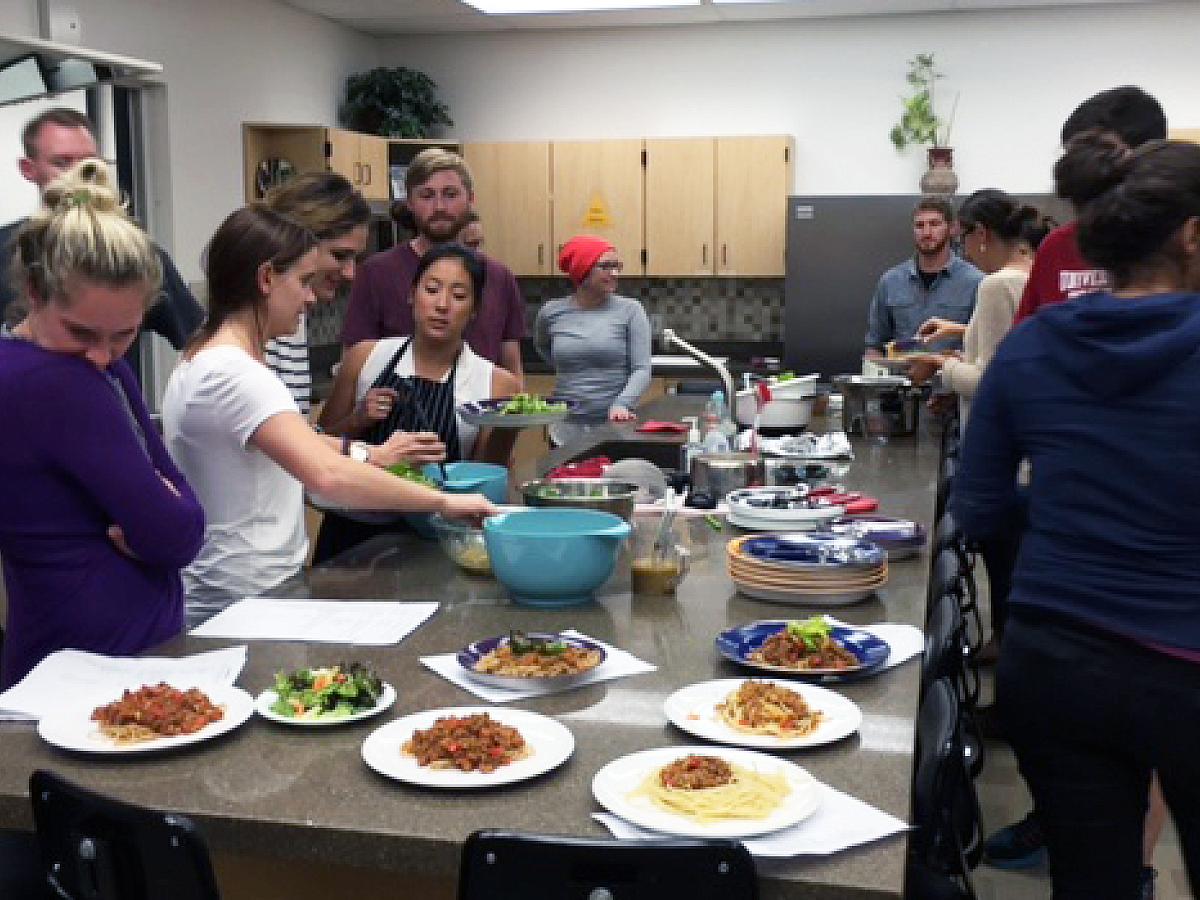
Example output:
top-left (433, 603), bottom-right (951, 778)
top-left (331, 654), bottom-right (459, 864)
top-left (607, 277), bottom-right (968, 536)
top-left (594, 261), bottom-right (624, 273)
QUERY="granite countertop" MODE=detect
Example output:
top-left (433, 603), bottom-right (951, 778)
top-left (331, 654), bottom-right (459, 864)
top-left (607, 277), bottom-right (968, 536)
top-left (0, 396), bottom-right (938, 899)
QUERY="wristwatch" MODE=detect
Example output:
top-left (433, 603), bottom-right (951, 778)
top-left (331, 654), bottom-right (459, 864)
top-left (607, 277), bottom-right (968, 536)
top-left (344, 438), bottom-right (372, 464)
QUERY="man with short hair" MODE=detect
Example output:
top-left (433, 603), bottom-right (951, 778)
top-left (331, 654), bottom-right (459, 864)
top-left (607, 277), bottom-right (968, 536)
top-left (1013, 85), bottom-right (1168, 325)
top-left (0, 108), bottom-right (204, 350)
top-left (340, 149), bottom-right (524, 382)
top-left (864, 196), bottom-right (983, 358)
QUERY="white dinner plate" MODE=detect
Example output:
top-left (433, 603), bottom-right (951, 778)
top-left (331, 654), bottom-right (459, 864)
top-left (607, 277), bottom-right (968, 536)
top-left (255, 682), bottom-right (396, 726)
top-left (37, 686), bottom-right (255, 755)
top-left (361, 706), bottom-right (574, 788)
top-left (662, 678), bottom-right (862, 750)
top-left (591, 745), bottom-right (821, 839)
top-left (732, 579), bottom-right (878, 606)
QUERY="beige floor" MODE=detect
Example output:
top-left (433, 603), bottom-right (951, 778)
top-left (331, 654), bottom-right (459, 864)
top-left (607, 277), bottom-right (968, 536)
top-left (970, 632), bottom-right (1191, 898)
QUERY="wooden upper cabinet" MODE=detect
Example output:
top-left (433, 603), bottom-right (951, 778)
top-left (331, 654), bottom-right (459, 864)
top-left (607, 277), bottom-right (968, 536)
top-left (715, 136), bottom-right (794, 277)
top-left (1170, 128), bottom-right (1200, 145)
top-left (357, 135), bottom-right (390, 201)
top-left (644, 139), bottom-right (715, 277)
top-left (462, 142), bottom-right (552, 276)
top-left (552, 140), bottom-right (645, 276)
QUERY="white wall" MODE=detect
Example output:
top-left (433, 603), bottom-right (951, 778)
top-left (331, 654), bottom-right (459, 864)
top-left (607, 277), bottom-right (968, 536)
top-left (2, 0), bottom-right (377, 278)
top-left (380, 2), bottom-right (1200, 198)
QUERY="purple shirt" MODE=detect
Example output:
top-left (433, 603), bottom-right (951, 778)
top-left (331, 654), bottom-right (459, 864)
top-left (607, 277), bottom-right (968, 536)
top-left (340, 242), bottom-right (526, 362)
top-left (0, 341), bottom-right (205, 688)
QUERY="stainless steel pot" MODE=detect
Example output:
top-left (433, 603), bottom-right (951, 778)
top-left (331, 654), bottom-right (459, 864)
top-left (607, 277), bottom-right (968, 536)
top-left (689, 453), bottom-right (766, 498)
top-left (521, 478), bottom-right (638, 521)
top-left (832, 375), bottom-right (921, 437)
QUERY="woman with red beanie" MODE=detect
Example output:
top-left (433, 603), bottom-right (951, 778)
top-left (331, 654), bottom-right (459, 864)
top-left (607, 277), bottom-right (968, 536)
top-left (535, 234), bottom-right (651, 424)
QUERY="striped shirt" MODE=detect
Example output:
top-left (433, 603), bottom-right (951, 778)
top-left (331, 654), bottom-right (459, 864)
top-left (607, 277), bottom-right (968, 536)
top-left (264, 318), bottom-right (312, 416)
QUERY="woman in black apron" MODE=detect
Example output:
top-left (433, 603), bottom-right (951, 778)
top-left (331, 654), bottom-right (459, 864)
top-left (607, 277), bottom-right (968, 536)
top-left (313, 244), bottom-right (519, 564)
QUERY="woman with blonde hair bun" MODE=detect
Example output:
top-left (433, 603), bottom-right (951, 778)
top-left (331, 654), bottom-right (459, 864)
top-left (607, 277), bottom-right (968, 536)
top-left (0, 159), bottom-right (206, 688)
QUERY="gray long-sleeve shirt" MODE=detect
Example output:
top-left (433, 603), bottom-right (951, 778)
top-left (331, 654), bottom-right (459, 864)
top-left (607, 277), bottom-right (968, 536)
top-left (535, 294), bottom-right (652, 422)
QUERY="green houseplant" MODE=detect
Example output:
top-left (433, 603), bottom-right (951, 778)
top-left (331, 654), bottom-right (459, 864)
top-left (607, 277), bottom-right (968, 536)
top-left (340, 67), bottom-right (453, 139)
top-left (889, 53), bottom-right (960, 194)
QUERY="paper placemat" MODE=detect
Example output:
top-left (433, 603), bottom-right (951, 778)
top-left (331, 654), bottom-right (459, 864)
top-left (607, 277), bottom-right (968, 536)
top-left (0, 646), bottom-right (248, 721)
top-left (421, 630), bottom-right (656, 702)
top-left (594, 782), bottom-right (907, 857)
top-left (190, 599), bottom-right (437, 645)
top-left (823, 616), bottom-right (923, 670)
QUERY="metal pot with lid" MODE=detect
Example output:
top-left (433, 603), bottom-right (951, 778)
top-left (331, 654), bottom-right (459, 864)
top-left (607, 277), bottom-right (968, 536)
top-left (831, 375), bottom-right (921, 437)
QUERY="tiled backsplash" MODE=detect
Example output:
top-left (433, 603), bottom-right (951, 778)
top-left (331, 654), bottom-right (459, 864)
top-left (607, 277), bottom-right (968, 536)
top-left (520, 278), bottom-right (784, 342)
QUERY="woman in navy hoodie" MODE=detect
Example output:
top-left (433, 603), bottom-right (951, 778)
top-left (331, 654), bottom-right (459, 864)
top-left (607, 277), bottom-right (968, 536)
top-left (956, 133), bottom-right (1200, 898)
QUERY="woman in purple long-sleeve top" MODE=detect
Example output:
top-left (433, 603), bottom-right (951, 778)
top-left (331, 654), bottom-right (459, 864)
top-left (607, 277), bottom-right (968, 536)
top-left (0, 160), bottom-right (204, 689)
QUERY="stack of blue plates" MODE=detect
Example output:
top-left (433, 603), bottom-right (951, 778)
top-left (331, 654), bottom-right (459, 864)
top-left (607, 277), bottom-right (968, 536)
top-left (726, 532), bottom-right (888, 606)
top-left (826, 516), bottom-right (926, 560)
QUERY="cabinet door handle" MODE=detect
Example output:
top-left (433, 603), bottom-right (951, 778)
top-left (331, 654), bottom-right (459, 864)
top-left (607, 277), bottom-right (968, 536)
top-left (538, 244), bottom-right (544, 268)
top-left (353, 162), bottom-right (362, 185)
top-left (363, 163), bottom-right (371, 185)
top-left (702, 244), bottom-right (707, 266)
top-left (721, 243), bottom-right (728, 268)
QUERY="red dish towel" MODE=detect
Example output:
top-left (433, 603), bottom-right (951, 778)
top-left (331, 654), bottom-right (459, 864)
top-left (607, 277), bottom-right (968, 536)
top-left (635, 421), bottom-right (689, 434)
top-left (547, 457), bottom-right (611, 479)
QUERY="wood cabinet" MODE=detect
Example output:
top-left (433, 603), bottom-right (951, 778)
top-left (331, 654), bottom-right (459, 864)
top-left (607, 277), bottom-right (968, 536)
top-left (243, 124), bottom-right (459, 205)
top-left (552, 140), bottom-right (645, 276)
top-left (1170, 128), bottom-right (1200, 145)
top-left (644, 139), bottom-right (715, 277)
top-left (715, 136), bottom-right (794, 277)
top-left (462, 142), bottom-right (552, 276)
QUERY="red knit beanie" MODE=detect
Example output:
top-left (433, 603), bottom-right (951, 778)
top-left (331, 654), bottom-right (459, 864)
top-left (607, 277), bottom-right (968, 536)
top-left (558, 235), bottom-right (615, 286)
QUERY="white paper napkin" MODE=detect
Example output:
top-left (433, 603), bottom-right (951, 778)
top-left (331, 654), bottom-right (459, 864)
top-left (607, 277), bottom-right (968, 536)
top-left (190, 599), bottom-right (438, 645)
top-left (823, 616), bottom-right (923, 670)
top-left (420, 630), bottom-right (656, 702)
top-left (593, 782), bottom-right (907, 857)
top-left (0, 646), bottom-right (248, 721)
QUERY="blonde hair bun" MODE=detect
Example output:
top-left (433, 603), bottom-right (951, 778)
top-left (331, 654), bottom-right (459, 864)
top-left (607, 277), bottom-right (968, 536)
top-left (41, 158), bottom-right (123, 217)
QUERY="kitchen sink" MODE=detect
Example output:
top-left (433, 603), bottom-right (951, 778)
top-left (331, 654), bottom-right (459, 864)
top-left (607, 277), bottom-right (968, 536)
top-left (565, 439), bottom-right (683, 471)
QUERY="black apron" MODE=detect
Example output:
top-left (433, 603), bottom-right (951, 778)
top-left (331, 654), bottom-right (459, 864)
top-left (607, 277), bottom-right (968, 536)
top-left (312, 339), bottom-right (464, 565)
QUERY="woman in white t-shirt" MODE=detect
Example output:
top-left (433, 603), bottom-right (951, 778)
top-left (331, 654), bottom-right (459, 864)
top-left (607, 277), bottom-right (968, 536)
top-left (314, 243), bottom-right (519, 562)
top-left (163, 209), bottom-right (496, 626)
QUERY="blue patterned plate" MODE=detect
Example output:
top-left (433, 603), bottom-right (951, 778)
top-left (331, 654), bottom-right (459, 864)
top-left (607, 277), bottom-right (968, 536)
top-left (739, 533), bottom-right (886, 569)
top-left (715, 620), bottom-right (891, 682)
top-left (827, 516), bottom-right (926, 560)
top-left (456, 632), bottom-right (608, 691)
top-left (457, 397), bottom-right (581, 428)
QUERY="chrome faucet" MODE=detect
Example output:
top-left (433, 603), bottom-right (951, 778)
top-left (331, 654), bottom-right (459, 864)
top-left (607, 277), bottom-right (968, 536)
top-left (661, 328), bottom-right (736, 410)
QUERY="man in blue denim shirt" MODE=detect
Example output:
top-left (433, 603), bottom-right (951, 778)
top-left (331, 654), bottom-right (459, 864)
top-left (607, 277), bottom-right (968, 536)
top-left (864, 197), bottom-right (982, 357)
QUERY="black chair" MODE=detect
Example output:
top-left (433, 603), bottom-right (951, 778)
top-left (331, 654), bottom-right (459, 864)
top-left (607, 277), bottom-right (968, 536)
top-left (906, 678), bottom-right (983, 900)
top-left (922, 591), bottom-right (985, 776)
top-left (458, 830), bottom-right (758, 900)
top-left (927, 546), bottom-right (984, 659)
top-left (934, 456), bottom-right (957, 524)
top-left (29, 770), bottom-right (220, 900)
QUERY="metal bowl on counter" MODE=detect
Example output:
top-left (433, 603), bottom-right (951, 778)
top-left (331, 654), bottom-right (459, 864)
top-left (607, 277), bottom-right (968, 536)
top-left (520, 478), bottom-right (638, 521)
top-left (689, 453), bottom-right (766, 498)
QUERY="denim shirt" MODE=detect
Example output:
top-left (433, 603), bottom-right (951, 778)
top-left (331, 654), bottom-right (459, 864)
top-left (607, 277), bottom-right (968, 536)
top-left (864, 255), bottom-right (983, 350)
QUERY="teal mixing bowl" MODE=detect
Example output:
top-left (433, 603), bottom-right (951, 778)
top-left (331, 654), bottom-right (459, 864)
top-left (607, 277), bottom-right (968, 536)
top-left (483, 509), bottom-right (631, 607)
top-left (407, 462), bottom-right (510, 539)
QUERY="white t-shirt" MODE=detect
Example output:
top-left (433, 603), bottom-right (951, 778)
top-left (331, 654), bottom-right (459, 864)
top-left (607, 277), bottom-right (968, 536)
top-left (357, 339), bottom-right (494, 459)
top-left (163, 345), bottom-right (307, 624)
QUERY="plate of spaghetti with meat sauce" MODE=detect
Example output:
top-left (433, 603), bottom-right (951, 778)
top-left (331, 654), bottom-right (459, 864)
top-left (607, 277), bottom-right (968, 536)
top-left (360, 706), bottom-right (575, 788)
top-left (456, 631), bottom-right (607, 691)
top-left (592, 746), bottom-right (821, 839)
top-left (37, 683), bottom-right (254, 754)
top-left (663, 678), bottom-right (862, 749)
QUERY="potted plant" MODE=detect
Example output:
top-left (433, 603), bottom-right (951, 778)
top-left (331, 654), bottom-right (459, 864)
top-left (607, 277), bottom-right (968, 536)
top-left (340, 67), bottom-right (453, 139)
top-left (889, 53), bottom-right (960, 194)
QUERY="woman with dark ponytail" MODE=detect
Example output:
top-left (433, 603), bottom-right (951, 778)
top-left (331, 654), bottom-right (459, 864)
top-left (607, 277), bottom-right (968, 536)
top-left (910, 189), bottom-right (1053, 666)
top-left (955, 136), bottom-right (1200, 898)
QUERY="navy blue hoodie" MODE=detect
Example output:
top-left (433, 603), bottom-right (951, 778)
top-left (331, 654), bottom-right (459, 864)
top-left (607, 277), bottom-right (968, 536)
top-left (955, 291), bottom-right (1200, 651)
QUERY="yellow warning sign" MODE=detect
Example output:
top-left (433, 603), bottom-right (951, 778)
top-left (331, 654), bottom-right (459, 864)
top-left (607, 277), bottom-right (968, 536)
top-left (582, 193), bottom-right (612, 228)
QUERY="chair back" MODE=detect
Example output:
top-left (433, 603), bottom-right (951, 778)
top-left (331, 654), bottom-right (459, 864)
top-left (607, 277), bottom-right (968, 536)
top-left (29, 770), bottom-right (220, 900)
top-left (911, 679), bottom-right (983, 898)
top-left (458, 830), bottom-right (758, 900)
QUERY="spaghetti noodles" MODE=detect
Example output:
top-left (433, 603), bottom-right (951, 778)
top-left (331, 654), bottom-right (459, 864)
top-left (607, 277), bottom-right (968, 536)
top-left (750, 631), bottom-right (860, 670)
top-left (631, 754), bottom-right (791, 823)
top-left (475, 635), bottom-right (602, 679)
top-left (90, 683), bottom-right (224, 745)
top-left (716, 680), bottom-right (824, 738)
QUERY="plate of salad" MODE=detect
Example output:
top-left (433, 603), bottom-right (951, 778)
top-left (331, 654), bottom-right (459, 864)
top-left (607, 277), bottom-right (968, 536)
top-left (256, 663), bottom-right (396, 725)
top-left (457, 395), bottom-right (580, 428)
